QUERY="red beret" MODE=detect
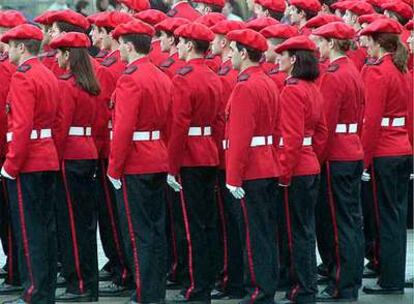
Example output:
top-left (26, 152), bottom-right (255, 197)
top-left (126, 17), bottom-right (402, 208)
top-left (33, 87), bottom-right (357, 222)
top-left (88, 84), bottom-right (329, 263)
top-left (192, 0), bottom-right (225, 8)
top-left (134, 9), bottom-right (168, 26)
top-left (47, 10), bottom-right (90, 30)
top-left (118, 0), bottom-right (150, 11)
top-left (359, 18), bottom-right (403, 35)
top-left (382, 0), bottom-right (413, 20)
top-left (312, 21), bottom-right (356, 39)
top-left (260, 24), bottom-right (298, 39)
top-left (357, 13), bottom-right (387, 25)
top-left (94, 11), bottom-right (134, 29)
top-left (0, 10), bottom-right (27, 28)
top-left (331, 0), bottom-right (356, 12)
top-left (304, 14), bottom-right (343, 29)
top-left (255, 0), bottom-right (286, 13)
top-left (34, 11), bottom-right (57, 25)
top-left (345, 1), bottom-right (375, 16)
top-left (196, 13), bottom-right (226, 27)
top-left (174, 22), bottom-right (215, 42)
top-left (290, 0), bottom-right (321, 13)
top-left (210, 20), bottom-right (246, 35)
top-left (406, 20), bottom-right (413, 30)
top-left (112, 20), bottom-right (155, 39)
top-left (274, 35), bottom-right (316, 53)
top-left (227, 29), bottom-right (268, 51)
top-left (49, 32), bottom-right (91, 49)
top-left (155, 17), bottom-right (190, 33)
top-left (246, 17), bottom-right (279, 32)
top-left (365, 0), bottom-right (387, 8)
top-left (86, 12), bottom-right (107, 25)
top-left (1, 24), bottom-right (43, 43)
top-left (402, 0), bottom-right (413, 6)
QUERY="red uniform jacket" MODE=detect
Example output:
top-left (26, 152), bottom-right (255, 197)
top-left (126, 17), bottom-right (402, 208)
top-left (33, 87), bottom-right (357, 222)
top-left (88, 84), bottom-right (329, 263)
top-left (160, 52), bottom-right (186, 79)
top-left (108, 57), bottom-right (171, 178)
top-left (166, 1), bottom-right (201, 20)
top-left (318, 56), bottom-right (365, 162)
top-left (39, 46), bottom-right (58, 71)
top-left (278, 77), bottom-right (328, 184)
top-left (94, 50), bottom-right (126, 158)
top-left (225, 66), bottom-right (280, 186)
top-left (267, 64), bottom-right (287, 92)
top-left (361, 54), bottom-right (412, 168)
top-left (0, 53), bottom-right (16, 161)
top-left (168, 58), bottom-right (222, 175)
top-left (54, 74), bottom-right (98, 161)
top-left (260, 60), bottom-right (276, 74)
top-left (149, 40), bottom-right (169, 67)
top-left (4, 58), bottom-right (59, 177)
top-left (347, 46), bottom-right (368, 72)
top-left (205, 53), bottom-right (222, 73)
top-left (406, 69), bottom-right (413, 147)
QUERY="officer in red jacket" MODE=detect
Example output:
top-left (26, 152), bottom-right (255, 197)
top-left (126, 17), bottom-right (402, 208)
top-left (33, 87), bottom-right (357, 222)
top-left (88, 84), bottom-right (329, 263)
top-left (254, 0), bottom-right (286, 21)
top-left (209, 19), bottom-right (246, 300)
top-left (34, 11), bottom-right (58, 69)
top-left (288, 0), bottom-right (322, 36)
top-left (166, 0), bottom-right (201, 21)
top-left (314, 22), bottom-right (365, 302)
top-left (107, 20), bottom-right (172, 304)
top-left (275, 35), bottom-right (328, 303)
top-left (166, 22), bottom-right (222, 303)
top-left (118, 0), bottom-right (150, 14)
top-left (1, 24), bottom-right (60, 304)
top-left (225, 28), bottom-right (280, 304)
top-left (49, 32), bottom-right (101, 303)
top-left (359, 19), bottom-right (412, 295)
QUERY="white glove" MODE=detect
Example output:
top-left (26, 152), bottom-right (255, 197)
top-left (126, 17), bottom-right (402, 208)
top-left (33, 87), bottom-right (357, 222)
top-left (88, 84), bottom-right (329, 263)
top-left (167, 174), bottom-right (182, 192)
top-left (226, 184), bottom-right (245, 199)
top-left (107, 174), bottom-right (122, 190)
top-left (410, 173), bottom-right (413, 180)
top-left (1, 167), bottom-right (15, 180)
top-left (361, 169), bottom-right (371, 182)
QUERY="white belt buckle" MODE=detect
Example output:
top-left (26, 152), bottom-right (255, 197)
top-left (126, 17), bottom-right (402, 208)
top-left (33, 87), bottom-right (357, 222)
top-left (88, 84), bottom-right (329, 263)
top-left (349, 123), bottom-right (358, 133)
top-left (6, 132), bottom-right (12, 143)
top-left (381, 118), bottom-right (390, 127)
top-left (109, 131), bottom-right (113, 140)
top-left (279, 137), bottom-right (284, 147)
top-left (85, 127), bottom-right (92, 136)
top-left (222, 140), bottom-right (228, 150)
top-left (335, 124), bottom-right (347, 133)
top-left (392, 117), bottom-right (405, 127)
top-left (152, 130), bottom-right (160, 140)
top-left (108, 120), bottom-right (113, 130)
top-left (303, 137), bottom-right (312, 146)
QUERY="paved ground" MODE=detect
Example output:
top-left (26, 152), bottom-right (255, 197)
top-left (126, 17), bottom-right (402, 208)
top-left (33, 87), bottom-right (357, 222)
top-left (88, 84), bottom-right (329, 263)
top-left (0, 230), bottom-right (412, 303)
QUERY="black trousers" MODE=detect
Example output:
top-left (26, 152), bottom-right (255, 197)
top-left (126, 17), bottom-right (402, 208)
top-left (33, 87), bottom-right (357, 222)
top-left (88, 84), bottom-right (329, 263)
top-left (115, 173), bottom-right (167, 303)
top-left (282, 175), bottom-right (319, 303)
top-left (59, 160), bottom-right (98, 297)
top-left (372, 156), bottom-right (411, 289)
top-left (96, 159), bottom-right (130, 285)
top-left (361, 173), bottom-right (377, 270)
top-left (319, 161), bottom-right (364, 299)
top-left (239, 178), bottom-right (278, 304)
top-left (178, 167), bottom-right (218, 301)
top-left (7, 171), bottom-right (58, 303)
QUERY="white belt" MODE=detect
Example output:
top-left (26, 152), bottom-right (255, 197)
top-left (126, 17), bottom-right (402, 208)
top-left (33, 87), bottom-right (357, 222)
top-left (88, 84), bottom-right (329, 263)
top-left (381, 117), bottom-right (405, 127)
top-left (109, 130), bottom-right (161, 141)
top-left (188, 126), bottom-right (211, 136)
top-left (68, 126), bottom-right (92, 136)
top-left (335, 123), bottom-right (358, 134)
top-left (6, 129), bottom-right (52, 143)
top-left (222, 135), bottom-right (273, 150)
top-left (279, 136), bottom-right (312, 147)
top-left (108, 120), bottom-right (112, 129)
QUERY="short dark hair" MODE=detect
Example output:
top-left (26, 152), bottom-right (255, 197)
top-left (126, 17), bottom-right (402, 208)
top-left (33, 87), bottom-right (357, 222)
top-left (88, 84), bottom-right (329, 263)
top-left (298, 7), bottom-right (318, 20)
top-left (56, 21), bottom-right (86, 34)
top-left (289, 49), bottom-right (319, 80)
top-left (388, 11), bottom-right (409, 26)
top-left (329, 38), bottom-right (352, 53)
top-left (372, 5), bottom-right (384, 14)
top-left (267, 9), bottom-right (284, 21)
top-left (184, 38), bottom-right (210, 54)
top-left (269, 37), bottom-right (286, 47)
top-left (13, 39), bottom-right (42, 55)
top-left (121, 34), bottom-right (152, 54)
top-left (321, 0), bottom-right (337, 13)
top-left (99, 26), bottom-right (114, 34)
top-left (164, 31), bottom-right (180, 45)
top-left (235, 42), bottom-right (262, 62)
top-left (209, 4), bottom-right (223, 12)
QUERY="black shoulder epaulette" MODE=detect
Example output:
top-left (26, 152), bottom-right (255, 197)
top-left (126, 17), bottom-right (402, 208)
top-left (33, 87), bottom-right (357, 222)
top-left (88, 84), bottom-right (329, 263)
top-left (160, 57), bottom-right (175, 68)
top-left (327, 63), bottom-right (339, 73)
top-left (365, 57), bottom-right (383, 66)
top-left (17, 64), bottom-right (31, 73)
top-left (177, 66), bottom-right (193, 76)
top-left (237, 73), bottom-right (249, 82)
top-left (59, 73), bottom-right (73, 80)
top-left (101, 56), bottom-right (117, 67)
top-left (285, 77), bottom-right (299, 85)
top-left (205, 53), bottom-right (215, 59)
top-left (123, 65), bottom-right (138, 75)
top-left (95, 50), bottom-right (108, 59)
top-left (167, 8), bottom-right (177, 17)
top-left (218, 66), bottom-right (230, 76)
top-left (0, 53), bottom-right (8, 62)
top-left (268, 67), bottom-right (279, 75)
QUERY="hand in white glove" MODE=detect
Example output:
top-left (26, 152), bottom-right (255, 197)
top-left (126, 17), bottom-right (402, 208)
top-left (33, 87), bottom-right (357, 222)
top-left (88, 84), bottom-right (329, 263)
top-left (167, 174), bottom-right (182, 192)
top-left (410, 173), bottom-right (413, 180)
top-left (1, 167), bottom-right (15, 180)
top-left (107, 174), bottom-right (122, 190)
top-left (361, 169), bottom-right (371, 182)
top-left (226, 184), bottom-right (245, 199)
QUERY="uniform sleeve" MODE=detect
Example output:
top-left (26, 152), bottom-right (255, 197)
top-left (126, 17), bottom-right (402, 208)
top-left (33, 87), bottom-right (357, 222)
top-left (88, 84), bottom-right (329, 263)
top-left (361, 67), bottom-right (386, 169)
top-left (279, 85), bottom-right (305, 185)
top-left (3, 73), bottom-right (35, 177)
top-left (167, 75), bottom-right (192, 175)
top-left (0, 64), bottom-right (13, 160)
top-left (226, 84), bottom-right (256, 186)
top-left (107, 76), bottom-right (141, 179)
top-left (312, 105), bottom-right (328, 163)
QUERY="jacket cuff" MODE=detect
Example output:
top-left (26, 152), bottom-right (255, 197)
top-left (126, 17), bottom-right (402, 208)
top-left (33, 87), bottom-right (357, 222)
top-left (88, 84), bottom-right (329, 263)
top-left (107, 166), bottom-right (121, 180)
top-left (2, 162), bottom-right (16, 179)
top-left (279, 175), bottom-right (291, 186)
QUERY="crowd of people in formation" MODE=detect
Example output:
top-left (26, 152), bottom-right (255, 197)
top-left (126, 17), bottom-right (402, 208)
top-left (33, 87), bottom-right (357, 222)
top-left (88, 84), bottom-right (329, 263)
top-left (0, 0), bottom-right (412, 303)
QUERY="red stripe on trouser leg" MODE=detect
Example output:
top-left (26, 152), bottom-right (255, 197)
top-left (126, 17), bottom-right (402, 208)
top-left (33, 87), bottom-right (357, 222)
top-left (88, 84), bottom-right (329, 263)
top-left (326, 162), bottom-right (341, 296)
top-left (2, 179), bottom-right (13, 282)
top-left (177, 176), bottom-right (195, 299)
top-left (61, 162), bottom-right (85, 293)
top-left (16, 178), bottom-right (35, 302)
top-left (121, 177), bottom-right (142, 301)
top-left (100, 160), bottom-right (127, 281)
top-left (216, 185), bottom-right (229, 289)
top-left (370, 167), bottom-right (381, 270)
top-left (166, 190), bottom-right (178, 280)
top-left (240, 198), bottom-right (259, 304)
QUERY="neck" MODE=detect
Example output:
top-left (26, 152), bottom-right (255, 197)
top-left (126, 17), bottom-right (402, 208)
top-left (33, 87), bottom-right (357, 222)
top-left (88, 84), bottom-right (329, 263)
top-left (111, 41), bottom-right (119, 52)
top-left (221, 48), bottom-right (230, 61)
top-left (128, 52), bottom-right (145, 64)
top-left (169, 46), bottom-right (178, 56)
top-left (298, 18), bottom-right (307, 28)
top-left (240, 60), bottom-right (259, 73)
top-left (329, 50), bottom-right (346, 63)
top-left (186, 52), bottom-right (204, 62)
top-left (19, 53), bottom-right (35, 66)
top-left (352, 23), bottom-right (361, 32)
top-left (378, 49), bottom-right (389, 59)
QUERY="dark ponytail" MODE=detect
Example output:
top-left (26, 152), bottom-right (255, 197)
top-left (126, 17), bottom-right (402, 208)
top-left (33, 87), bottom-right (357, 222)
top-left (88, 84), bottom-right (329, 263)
top-left (372, 32), bottom-right (408, 73)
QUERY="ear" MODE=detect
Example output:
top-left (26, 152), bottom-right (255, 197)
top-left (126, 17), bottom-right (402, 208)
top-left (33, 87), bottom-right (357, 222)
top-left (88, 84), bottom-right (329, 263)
top-left (64, 50), bottom-right (70, 61)
top-left (220, 37), bottom-right (227, 49)
top-left (264, 9), bottom-right (270, 17)
top-left (240, 47), bottom-right (248, 60)
top-left (186, 40), bottom-right (194, 52)
top-left (290, 54), bottom-right (296, 65)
